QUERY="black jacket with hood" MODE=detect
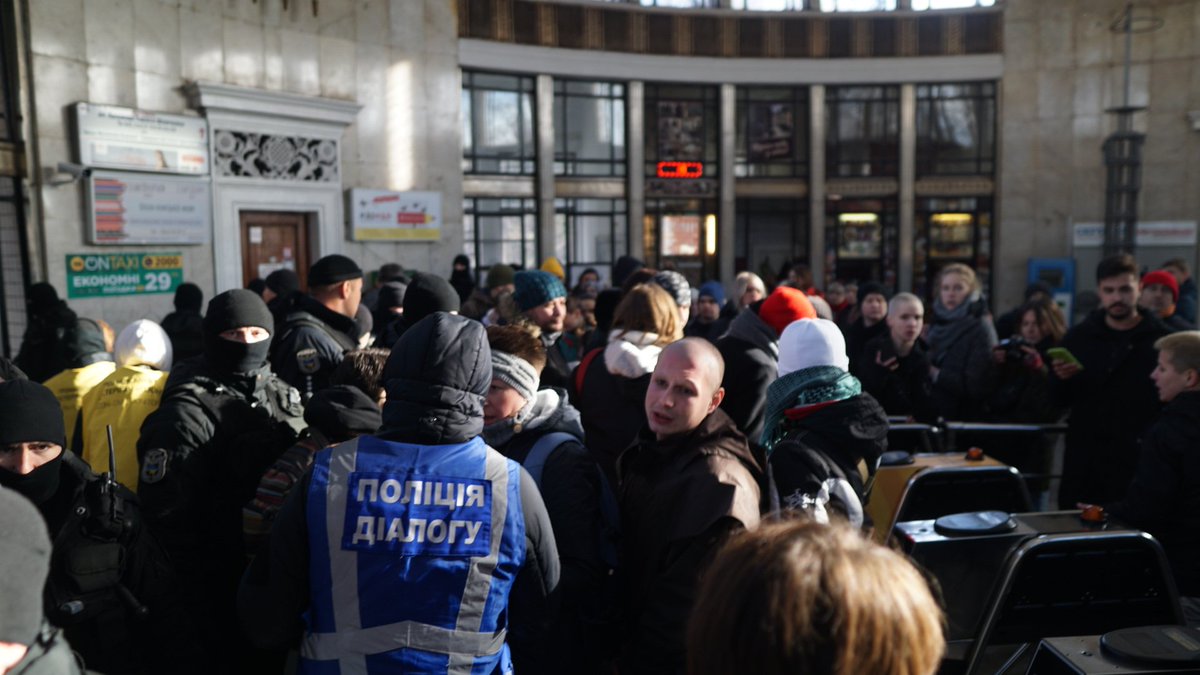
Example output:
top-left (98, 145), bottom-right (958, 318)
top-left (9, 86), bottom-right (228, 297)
top-left (857, 333), bottom-right (937, 423)
top-left (1107, 391), bottom-right (1200, 596)
top-left (15, 286), bottom-right (77, 383)
top-left (1054, 307), bottom-right (1168, 508)
top-left (484, 388), bottom-right (612, 675)
top-left (715, 305), bottom-right (778, 443)
top-left (238, 312), bottom-right (560, 654)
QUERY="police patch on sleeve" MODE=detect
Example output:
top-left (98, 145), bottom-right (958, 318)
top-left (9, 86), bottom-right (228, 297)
top-left (296, 348), bottom-right (321, 375)
top-left (141, 449), bottom-right (168, 484)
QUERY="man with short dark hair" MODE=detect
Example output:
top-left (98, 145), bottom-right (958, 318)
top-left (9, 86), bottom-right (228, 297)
top-left (618, 338), bottom-right (764, 675)
top-left (1052, 254), bottom-right (1169, 508)
top-left (272, 254), bottom-right (365, 398)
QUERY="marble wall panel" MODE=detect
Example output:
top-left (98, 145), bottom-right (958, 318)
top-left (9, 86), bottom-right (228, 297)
top-left (423, 0), bottom-right (458, 58)
top-left (1003, 20), bottom-right (1038, 72)
top-left (85, 0), bottom-right (136, 69)
top-left (319, 0), bottom-right (357, 40)
top-left (136, 71), bottom-right (186, 112)
top-left (1037, 17), bottom-right (1075, 70)
top-left (390, 0), bottom-right (426, 56)
top-left (263, 29), bottom-right (284, 90)
top-left (1152, 1), bottom-right (1192, 61)
top-left (356, 0), bottom-right (389, 45)
top-left (179, 9), bottom-right (225, 82)
top-left (223, 19), bottom-right (265, 88)
top-left (29, 0), bottom-right (86, 60)
top-left (87, 65), bottom-right (137, 107)
top-left (1149, 59), bottom-right (1190, 112)
top-left (319, 36), bottom-right (357, 100)
top-left (33, 57), bottom-right (88, 139)
top-left (354, 44), bottom-right (389, 164)
top-left (1037, 69), bottom-right (1075, 119)
top-left (135, 0), bottom-right (181, 76)
top-left (281, 29), bottom-right (321, 95)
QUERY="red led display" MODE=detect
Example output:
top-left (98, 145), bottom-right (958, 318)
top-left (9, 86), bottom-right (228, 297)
top-left (656, 161), bottom-right (703, 179)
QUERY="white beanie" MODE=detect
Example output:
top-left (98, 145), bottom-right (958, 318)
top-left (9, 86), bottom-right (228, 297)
top-left (776, 318), bottom-right (849, 376)
top-left (115, 319), bottom-right (173, 371)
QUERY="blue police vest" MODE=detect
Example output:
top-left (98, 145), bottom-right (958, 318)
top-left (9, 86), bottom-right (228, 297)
top-left (301, 435), bottom-right (526, 675)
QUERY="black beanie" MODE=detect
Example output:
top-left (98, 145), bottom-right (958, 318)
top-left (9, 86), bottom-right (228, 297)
top-left (355, 304), bottom-right (373, 338)
top-left (174, 283), bottom-right (204, 312)
top-left (403, 272), bottom-right (461, 324)
top-left (613, 256), bottom-right (645, 287)
top-left (265, 268), bottom-right (301, 297)
top-left (309, 254), bottom-right (363, 287)
top-left (0, 380), bottom-right (66, 448)
top-left (857, 282), bottom-right (889, 305)
top-left (26, 282), bottom-right (59, 315)
top-left (0, 487), bottom-right (52, 647)
top-left (377, 281), bottom-right (408, 312)
top-left (203, 289), bottom-right (274, 336)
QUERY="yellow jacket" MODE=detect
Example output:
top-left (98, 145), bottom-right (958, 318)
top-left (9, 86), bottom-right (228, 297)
top-left (79, 364), bottom-right (168, 490)
top-left (43, 361), bottom-right (116, 437)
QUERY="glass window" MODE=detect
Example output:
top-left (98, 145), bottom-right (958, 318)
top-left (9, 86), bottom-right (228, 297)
top-left (912, 0), bottom-right (995, 8)
top-left (825, 85), bottom-right (900, 178)
top-left (461, 71), bottom-right (536, 175)
top-left (554, 79), bottom-right (627, 177)
top-left (735, 87), bottom-right (809, 178)
top-left (732, 0), bottom-right (804, 8)
top-left (824, 198), bottom-right (899, 290)
top-left (555, 198), bottom-right (629, 287)
top-left (644, 84), bottom-right (720, 179)
top-left (463, 198), bottom-right (538, 284)
top-left (819, 0), bottom-right (897, 10)
top-left (914, 196), bottom-right (993, 300)
top-left (915, 82), bottom-right (996, 176)
top-left (735, 199), bottom-right (807, 285)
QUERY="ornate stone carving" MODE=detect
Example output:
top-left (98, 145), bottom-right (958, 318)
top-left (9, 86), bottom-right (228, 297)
top-left (213, 130), bottom-right (339, 182)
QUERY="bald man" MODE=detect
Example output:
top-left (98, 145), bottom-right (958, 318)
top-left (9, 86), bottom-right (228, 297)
top-left (617, 338), bottom-right (766, 675)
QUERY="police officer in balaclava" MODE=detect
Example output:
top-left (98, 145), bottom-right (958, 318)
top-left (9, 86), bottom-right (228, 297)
top-left (0, 379), bottom-right (197, 674)
top-left (138, 288), bottom-right (304, 673)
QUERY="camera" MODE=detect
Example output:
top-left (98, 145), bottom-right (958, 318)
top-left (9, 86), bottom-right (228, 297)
top-left (997, 337), bottom-right (1029, 363)
top-left (57, 161), bottom-right (92, 179)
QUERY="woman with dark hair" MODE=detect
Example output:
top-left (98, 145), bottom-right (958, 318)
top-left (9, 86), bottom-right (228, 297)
top-left (449, 254), bottom-right (475, 303)
top-left (571, 283), bottom-right (683, 484)
top-left (926, 263), bottom-right (997, 420)
top-left (688, 520), bottom-right (944, 675)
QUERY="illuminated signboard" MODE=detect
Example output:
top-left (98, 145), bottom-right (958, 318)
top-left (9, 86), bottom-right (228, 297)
top-left (656, 161), bottom-right (703, 179)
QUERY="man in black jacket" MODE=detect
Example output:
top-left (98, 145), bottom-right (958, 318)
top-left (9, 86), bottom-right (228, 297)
top-left (238, 313), bottom-right (559, 670)
top-left (0, 380), bottom-right (198, 674)
top-left (160, 282), bottom-right (205, 362)
top-left (138, 289), bottom-right (304, 672)
top-left (15, 283), bottom-right (76, 383)
top-left (1104, 331), bottom-right (1200, 602)
top-left (858, 293), bottom-right (936, 423)
top-left (1053, 254), bottom-right (1168, 508)
top-left (619, 338), bottom-right (764, 675)
top-left (272, 254), bottom-right (364, 398)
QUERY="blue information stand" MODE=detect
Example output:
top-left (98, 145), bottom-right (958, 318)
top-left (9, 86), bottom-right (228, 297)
top-left (1027, 258), bottom-right (1076, 324)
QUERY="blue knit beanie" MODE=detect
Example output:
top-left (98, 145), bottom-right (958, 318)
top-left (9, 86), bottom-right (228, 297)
top-left (698, 281), bottom-right (725, 305)
top-left (513, 270), bottom-right (567, 312)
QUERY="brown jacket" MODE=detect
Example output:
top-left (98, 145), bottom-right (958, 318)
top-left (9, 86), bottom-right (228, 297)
top-left (616, 408), bottom-right (765, 675)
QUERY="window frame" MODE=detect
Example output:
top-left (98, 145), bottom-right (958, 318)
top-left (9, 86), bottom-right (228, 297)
top-left (824, 85), bottom-right (901, 178)
top-left (914, 81), bottom-right (997, 177)
top-left (461, 70), bottom-right (537, 176)
top-left (463, 197), bottom-right (539, 285)
top-left (553, 78), bottom-right (628, 178)
top-left (735, 86), bottom-right (810, 179)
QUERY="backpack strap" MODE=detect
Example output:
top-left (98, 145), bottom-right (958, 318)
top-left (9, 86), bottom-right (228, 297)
top-left (574, 347), bottom-right (603, 397)
top-left (523, 432), bottom-right (579, 486)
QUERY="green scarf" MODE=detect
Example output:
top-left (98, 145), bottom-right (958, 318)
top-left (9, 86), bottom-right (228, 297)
top-left (760, 365), bottom-right (862, 454)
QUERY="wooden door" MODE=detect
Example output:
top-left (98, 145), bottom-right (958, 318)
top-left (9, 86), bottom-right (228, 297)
top-left (239, 211), bottom-right (310, 290)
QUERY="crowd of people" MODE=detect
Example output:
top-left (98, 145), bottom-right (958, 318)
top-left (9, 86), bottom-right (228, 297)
top-left (0, 248), bottom-right (1198, 674)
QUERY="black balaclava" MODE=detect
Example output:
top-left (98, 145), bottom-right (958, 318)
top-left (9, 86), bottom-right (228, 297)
top-left (0, 380), bottom-right (66, 506)
top-left (174, 282), bottom-right (204, 312)
top-left (202, 289), bottom-right (275, 374)
top-left (26, 282), bottom-right (60, 319)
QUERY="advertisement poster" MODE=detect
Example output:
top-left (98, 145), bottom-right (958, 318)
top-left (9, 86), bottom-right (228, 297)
top-left (657, 101), bottom-right (705, 162)
top-left (747, 102), bottom-right (794, 161)
top-left (837, 214), bottom-right (882, 259)
top-left (88, 171), bottom-right (210, 245)
top-left (75, 103), bottom-right (209, 175)
top-left (66, 252), bottom-right (183, 299)
top-left (660, 215), bottom-right (701, 256)
top-left (349, 189), bottom-right (443, 241)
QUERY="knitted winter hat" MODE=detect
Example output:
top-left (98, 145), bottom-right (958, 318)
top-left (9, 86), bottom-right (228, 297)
top-left (698, 281), bottom-right (725, 305)
top-left (0, 488), bottom-right (51, 647)
top-left (0, 380), bottom-right (65, 448)
top-left (403, 273), bottom-right (461, 322)
top-left (173, 283), bottom-right (204, 312)
top-left (486, 263), bottom-right (516, 290)
top-left (758, 286), bottom-right (817, 336)
top-left (308, 254), bottom-right (363, 287)
top-left (612, 256), bottom-right (645, 287)
top-left (857, 281), bottom-right (889, 305)
top-left (513, 270), bottom-right (567, 312)
top-left (652, 271), bottom-right (692, 308)
top-left (777, 318), bottom-right (849, 376)
top-left (490, 351), bottom-right (539, 403)
top-left (540, 257), bottom-right (566, 281)
top-left (115, 319), bottom-right (173, 370)
top-left (1142, 270), bottom-right (1179, 301)
top-left (265, 268), bottom-right (301, 297)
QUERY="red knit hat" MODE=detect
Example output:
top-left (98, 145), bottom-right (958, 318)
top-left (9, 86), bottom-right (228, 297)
top-left (757, 286), bottom-right (817, 336)
top-left (1141, 270), bottom-right (1179, 301)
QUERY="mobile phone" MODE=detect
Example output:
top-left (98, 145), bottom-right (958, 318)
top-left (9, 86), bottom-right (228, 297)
top-left (1047, 347), bottom-right (1083, 369)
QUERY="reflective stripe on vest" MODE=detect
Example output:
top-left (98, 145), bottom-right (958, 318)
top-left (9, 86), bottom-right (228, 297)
top-left (301, 436), bottom-right (522, 675)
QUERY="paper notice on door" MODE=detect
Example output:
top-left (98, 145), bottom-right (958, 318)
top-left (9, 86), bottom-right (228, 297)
top-left (258, 261), bottom-right (294, 279)
top-left (249, 226), bottom-right (263, 244)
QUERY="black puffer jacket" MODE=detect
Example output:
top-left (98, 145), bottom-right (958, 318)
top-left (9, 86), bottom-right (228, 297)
top-left (1054, 308), bottom-right (1168, 508)
top-left (485, 389), bottom-right (613, 675)
top-left (1107, 391), bottom-right (1200, 596)
top-left (716, 307), bottom-right (778, 443)
top-left (238, 313), bottom-right (560, 655)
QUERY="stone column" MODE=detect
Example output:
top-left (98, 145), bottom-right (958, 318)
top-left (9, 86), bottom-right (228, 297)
top-left (627, 81), bottom-right (646, 260)
top-left (809, 85), bottom-right (827, 286)
top-left (719, 83), bottom-right (736, 283)
top-left (899, 83), bottom-right (916, 292)
top-left (536, 74), bottom-right (556, 262)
